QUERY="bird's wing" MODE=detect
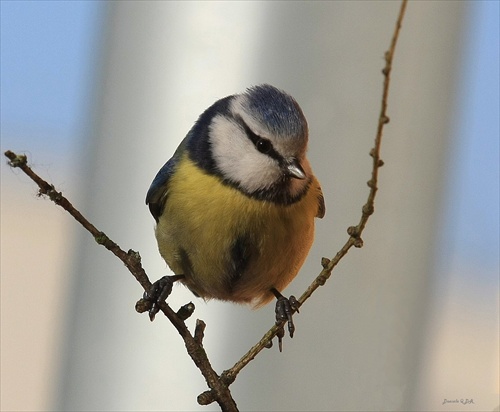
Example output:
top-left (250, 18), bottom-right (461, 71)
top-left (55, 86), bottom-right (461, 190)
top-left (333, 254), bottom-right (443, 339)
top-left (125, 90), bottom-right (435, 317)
top-left (146, 138), bottom-right (188, 222)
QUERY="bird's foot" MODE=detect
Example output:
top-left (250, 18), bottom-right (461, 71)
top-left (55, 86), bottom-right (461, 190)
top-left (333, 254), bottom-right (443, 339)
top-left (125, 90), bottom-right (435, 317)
top-left (272, 288), bottom-right (300, 352)
top-left (137, 275), bottom-right (184, 321)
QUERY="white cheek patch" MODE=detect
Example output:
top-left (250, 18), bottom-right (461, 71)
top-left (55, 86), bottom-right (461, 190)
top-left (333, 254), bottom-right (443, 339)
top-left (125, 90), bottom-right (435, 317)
top-left (210, 115), bottom-right (282, 193)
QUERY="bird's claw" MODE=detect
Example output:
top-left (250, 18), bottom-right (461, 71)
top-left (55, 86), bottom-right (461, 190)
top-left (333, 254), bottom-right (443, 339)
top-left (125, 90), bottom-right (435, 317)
top-left (274, 291), bottom-right (300, 351)
top-left (141, 275), bottom-right (183, 321)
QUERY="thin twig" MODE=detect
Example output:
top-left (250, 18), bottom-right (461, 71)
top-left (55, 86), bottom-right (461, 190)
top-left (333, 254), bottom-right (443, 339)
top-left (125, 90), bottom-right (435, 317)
top-left (3, 150), bottom-right (238, 412)
top-left (3, 151), bottom-right (151, 291)
top-left (219, 0), bottom-right (408, 388)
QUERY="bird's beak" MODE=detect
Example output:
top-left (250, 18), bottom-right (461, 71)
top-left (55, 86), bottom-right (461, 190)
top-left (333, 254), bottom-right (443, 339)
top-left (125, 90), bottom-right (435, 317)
top-left (284, 158), bottom-right (306, 180)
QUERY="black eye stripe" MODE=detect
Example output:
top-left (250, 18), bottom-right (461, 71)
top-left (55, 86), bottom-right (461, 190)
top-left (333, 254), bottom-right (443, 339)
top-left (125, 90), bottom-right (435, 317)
top-left (234, 115), bottom-right (282, 162)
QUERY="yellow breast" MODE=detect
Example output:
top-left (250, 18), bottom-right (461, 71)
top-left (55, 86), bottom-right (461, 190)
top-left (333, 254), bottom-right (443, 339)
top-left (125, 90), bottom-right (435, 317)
top-left (155, 154), bottom-right (321, 307)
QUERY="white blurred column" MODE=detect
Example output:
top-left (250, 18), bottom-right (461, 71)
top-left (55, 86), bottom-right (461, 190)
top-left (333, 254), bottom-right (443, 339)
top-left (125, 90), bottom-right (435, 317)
top-left (57, 2), bottom-right (467, 411)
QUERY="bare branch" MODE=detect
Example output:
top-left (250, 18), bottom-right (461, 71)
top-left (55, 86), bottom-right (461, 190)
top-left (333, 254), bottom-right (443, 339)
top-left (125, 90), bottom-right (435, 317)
top-left (3, 149), bottom-right (238, 412)
top-left (219, 0), bottom-right (408, 388)
top-left (4, 1), bottom-right (407, 409)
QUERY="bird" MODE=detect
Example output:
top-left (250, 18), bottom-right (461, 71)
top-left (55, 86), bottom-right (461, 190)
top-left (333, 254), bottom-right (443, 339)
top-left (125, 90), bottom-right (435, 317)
top-left (143, 84), bottom-right (325, 348)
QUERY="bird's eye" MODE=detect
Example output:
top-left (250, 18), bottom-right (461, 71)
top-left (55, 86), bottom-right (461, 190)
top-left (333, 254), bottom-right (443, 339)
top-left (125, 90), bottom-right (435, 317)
top-left (256, 138), bottom-right (272, 154)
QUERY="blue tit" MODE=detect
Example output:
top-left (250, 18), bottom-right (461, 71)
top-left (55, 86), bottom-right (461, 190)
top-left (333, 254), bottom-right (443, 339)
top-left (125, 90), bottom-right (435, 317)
top-left (145, 84), bottom-right (325, 333)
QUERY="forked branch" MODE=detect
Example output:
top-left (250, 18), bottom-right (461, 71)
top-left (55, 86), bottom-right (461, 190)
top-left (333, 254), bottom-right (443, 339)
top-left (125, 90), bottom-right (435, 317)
top-left (4, 1), bottom-right (407, 410)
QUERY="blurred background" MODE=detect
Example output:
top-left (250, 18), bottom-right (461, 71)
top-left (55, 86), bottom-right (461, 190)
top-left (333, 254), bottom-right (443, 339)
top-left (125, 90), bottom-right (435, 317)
top-left (1, 1), bottom-right (498, 411)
